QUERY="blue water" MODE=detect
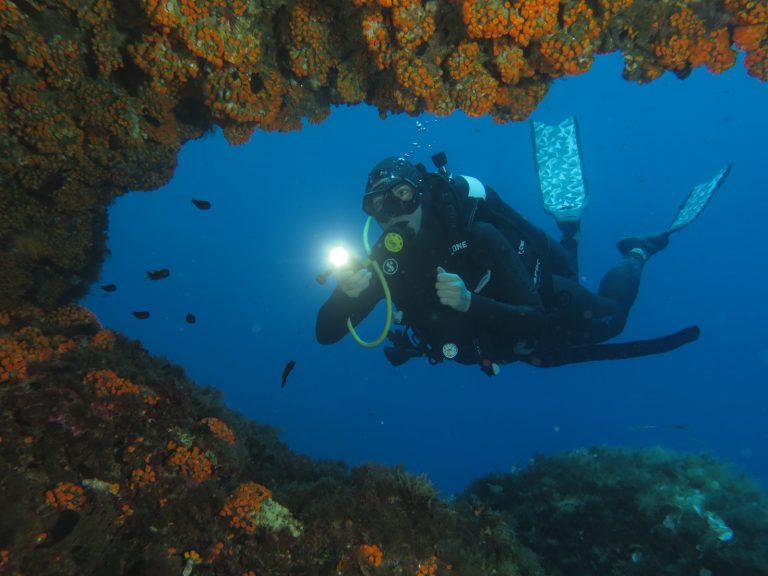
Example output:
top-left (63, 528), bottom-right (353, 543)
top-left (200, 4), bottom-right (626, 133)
top-left (81, 52), bottom-right (768, 496)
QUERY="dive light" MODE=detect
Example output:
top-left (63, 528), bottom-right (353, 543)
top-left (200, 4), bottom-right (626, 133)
top-left (315, 246), bottom-right (360, 285)
top-left (315, 218), bottom-right (394, 348)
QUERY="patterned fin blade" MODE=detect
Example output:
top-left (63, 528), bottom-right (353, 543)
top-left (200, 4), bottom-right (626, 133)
top-left (669, 165), bottom-right (731, 232)
top-left (531, 116), bottom-right (588, 223)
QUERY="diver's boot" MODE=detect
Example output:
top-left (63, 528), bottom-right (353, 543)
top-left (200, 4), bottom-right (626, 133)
top-left (557, 219), bottom-right (580, 241)
top-left (558, 219), bottom-right (580, 273)
top-left (616, 231), bottom-right (671, 261)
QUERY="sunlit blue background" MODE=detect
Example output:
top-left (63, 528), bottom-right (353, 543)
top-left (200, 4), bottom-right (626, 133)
top-left (81, 52), bottom-right (767, 496)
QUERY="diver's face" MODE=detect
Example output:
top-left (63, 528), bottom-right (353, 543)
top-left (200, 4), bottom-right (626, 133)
top-left (377, 203), bottom-right (422, 234)
top-left (366, 181), bottom-right (422, 232)
top-left (364, 181), bottom-right (419, 217)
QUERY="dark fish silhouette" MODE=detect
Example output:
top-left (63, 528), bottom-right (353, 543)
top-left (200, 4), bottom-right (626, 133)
top-left (100, 284), bottom-right (117, 292)
top-left (281, 360), bottom-right (296, 388)
top-left (146, 269), bottom-right (170, 280)
top-left (132, 311), bottom-right (150, 319)
top-left (185, 313), bottom-right (196, 324)
top-left (191, 199), bottom-right (211, 210)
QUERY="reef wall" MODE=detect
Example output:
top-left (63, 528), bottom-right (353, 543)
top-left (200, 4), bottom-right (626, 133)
top-left (1, 0), bottom-right (767, 310)
top-left (3, 305), bottom-right (768, 575)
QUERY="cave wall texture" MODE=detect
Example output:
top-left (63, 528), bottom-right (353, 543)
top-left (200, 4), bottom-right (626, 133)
top-left (1, 0), bottom-right (766, 310)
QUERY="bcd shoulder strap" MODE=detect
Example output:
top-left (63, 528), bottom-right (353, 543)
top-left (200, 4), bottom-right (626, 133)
top-left (423, 172), bottom-right (554, 300)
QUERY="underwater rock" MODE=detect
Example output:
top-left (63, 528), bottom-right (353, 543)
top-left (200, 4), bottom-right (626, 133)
top-left (1, 0), bottom-right (765, 310)
top-left (462, 445), bottom-right (768, 575)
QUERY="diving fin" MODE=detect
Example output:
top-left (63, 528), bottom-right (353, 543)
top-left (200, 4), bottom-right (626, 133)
top-left (531, 116), bottom-right (589, 228)
top-left (529, 325), bottom-right (700, 368)
top-left (618, 164), bottom-right (731, 258)
top-left (668, 164), bottom-right (731, 233)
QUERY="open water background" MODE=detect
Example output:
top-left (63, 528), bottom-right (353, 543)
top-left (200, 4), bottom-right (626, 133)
top-left (82, 52), bottom-right (768, 496)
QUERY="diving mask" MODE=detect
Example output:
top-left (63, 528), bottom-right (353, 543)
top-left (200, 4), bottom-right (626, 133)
top-left (363, 180), bottom-right (420, 220)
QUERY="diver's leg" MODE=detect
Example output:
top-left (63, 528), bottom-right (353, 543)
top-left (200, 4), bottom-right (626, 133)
top-left (597, 253), bottom-right (645, 315)
top-left (556, 220), bottom-right (580, 277)
top-left (550, 253), bottom-right (644, 345)
top-left (541, 220), bottom-right (580, 280)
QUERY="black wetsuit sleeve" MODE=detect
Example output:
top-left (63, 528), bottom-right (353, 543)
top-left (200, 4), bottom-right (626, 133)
top-left (315, 280), bottom-right (384, 344)
top-left (465, 223), bottom-right (548, 342)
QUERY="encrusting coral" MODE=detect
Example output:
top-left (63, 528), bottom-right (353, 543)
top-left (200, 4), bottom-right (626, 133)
top-left (1, 304), bottom-right (768, 573)
top-left (0, 0), bottom-right (766, 310)
top-left (2, 6), bottom-right (768, 569)
top-left (0, 304), bottom-right (538, 575)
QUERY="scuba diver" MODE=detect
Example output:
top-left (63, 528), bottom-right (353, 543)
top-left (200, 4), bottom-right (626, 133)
top-left (315, 118), bottom-right (730, 376)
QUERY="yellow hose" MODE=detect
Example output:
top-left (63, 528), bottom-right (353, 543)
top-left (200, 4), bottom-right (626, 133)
top-left (346, 217), bottom-right (394, 348)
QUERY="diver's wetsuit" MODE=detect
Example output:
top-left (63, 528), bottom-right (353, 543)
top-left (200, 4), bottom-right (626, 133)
top-left (316, 192), bottom-right (647, 369)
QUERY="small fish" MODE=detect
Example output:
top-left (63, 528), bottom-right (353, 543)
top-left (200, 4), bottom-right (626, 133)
top-left (185, 313), bottom-right (196, 324)
top-left (100, 284), bottom-right (117, 292)
top-left (146, 269), bottom-right (170, 280)
top-left (191, 199), bottom-right (211, 210)
top-left (132, 311), bottom-right (150, 319)
top-left (281, 360), bottom-right (296, 388)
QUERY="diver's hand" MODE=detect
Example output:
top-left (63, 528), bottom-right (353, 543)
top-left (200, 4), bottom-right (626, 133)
top-left (436, 266), bottom-right (471, 312)
top-left (337, 267), bottom-right (372, 298)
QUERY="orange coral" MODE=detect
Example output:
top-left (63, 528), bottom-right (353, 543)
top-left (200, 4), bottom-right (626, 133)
top-left (745, 43), bottom-right (768, 79)
top-left (415, 555), bottom-right (438, 576)
top-left (535, 0), bottom-right (599, 76)
top-left (0, 337), bottom-right (29, 383)
top-left (447, 41), bottom-right (481, 81)
top-left (183, 550), bottom-right (202, 564)
top-left (690, 28), bottom-right (737, 74)
top-left (461, 0), bottom-right (521, 39)
top-left (362, 9), bottom-right (392, 69)
top-left (83, 369), bottom-right (141, 397)
top-left (492, 39), bottom-right (534, 84)
top-left (492, 80), bottom-right (549, 122)
top-left (168, 444), bottom-right (214, 483)
top-left (91, 328), bottom-right (116, 350)
top-left (724, 0), bottom-right (768, 26)
top-left (130, 464), bottom-right (157, 490)
top-left (395, 53), bottom-right (441, 100)
top-left (0, 311), bottom-right (84, 383)
top-left (45, 482), bottom-right (86, 512)
top-left (289, 0), bottom-right (338, 85)
top-left (452, 66), bottom-right (498, 117)
top-left (358, 543), bottom-right (383, 567)
top-left (219, 482), bottom-right (272, 533)
top-left (653, 7), bottom-right (705, 72)
top-left (392, 2), bottom-right (435, 49)
top-left (511, 0), bottom-right (559, 46)
top-left (200, 417), bottom-right (236, 445)
top-left (2, 0), bottom-right (768, 314)
top-left (117, 503), bottom-right (134, 526)
top-left (204, 67), bottom-right (286, 132)
top-left (733, 24), bottom-right (768, 51)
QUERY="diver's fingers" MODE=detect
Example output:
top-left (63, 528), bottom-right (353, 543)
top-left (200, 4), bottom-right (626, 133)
top-left (435, 270), bottom-right (471, 312)
top-left (436, 281), bottom-right (462, 306)
top-left (337, 268), bottom-right (371, 298)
